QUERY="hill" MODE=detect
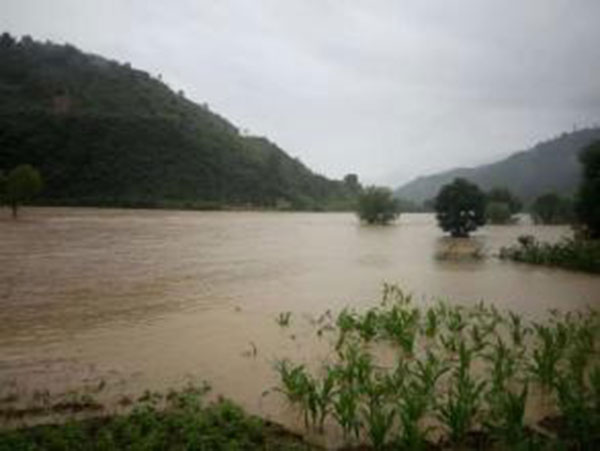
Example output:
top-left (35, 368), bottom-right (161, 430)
top-left (0, 33), bottom-right (359, 210)
top-left (396, 127), bottom-right (600, 205)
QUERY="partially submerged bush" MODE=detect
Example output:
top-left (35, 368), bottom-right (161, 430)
top-left (356, 186), bottom-right (401, 225)
top-left (499, 234), bottom-right (600, 273)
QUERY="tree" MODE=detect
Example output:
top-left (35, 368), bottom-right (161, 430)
top-left (487, 187), bottom-right (522, 214)
top-left (0, 170), bottom-right (5, 205)
top-left (485, 187), bottom-right (522, 224)
top-left (5, 164), bottom-right (43, 218)
top-left (530, 193), bottom-right (573, 225)
top-left (356, 186), bottom-right (400, 225)
top-left (486, 202), bottom-right (513, 224)
top-left (343, 173), bottom-right (361, 193)
top-left (434, 178), bottom-right (486, 237)
top-left (576, 141), bottom-right (600, 238)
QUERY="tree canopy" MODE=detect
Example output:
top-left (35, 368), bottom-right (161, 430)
top-left (356, 186), bottom-right (400, 225)
top-left (576, 140), bottom-right (600, 238)
top-left (0, 33), bottom-right (358, 211)
top-left (4, 164), bottom-right (43, 217)
top-left (434, 178), bottom-right (486, 237)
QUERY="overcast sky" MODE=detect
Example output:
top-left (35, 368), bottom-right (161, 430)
top-left (2, 1), bottom-right (600, 185)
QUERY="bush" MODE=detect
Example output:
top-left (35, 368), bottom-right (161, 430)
top-left (356, 186), bottom-right (400, 225)
top-left (499, 234), bottom-right (600, 273)
top-left (576, 140), bottom-right (600, 238)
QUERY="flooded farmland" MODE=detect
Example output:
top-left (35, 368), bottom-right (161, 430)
top-left (1, 207), bottom-right (599, 442)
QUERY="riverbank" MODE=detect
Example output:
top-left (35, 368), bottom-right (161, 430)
top-left (0, 384), bottom-right (316, 450)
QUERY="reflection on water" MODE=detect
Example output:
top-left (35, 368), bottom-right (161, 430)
top-left (1, 208), bottom-right (599, 432)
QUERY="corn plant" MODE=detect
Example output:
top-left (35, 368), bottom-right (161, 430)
top-left (332, 385), bottom-right (361, 441)
top-left (529, 324), bottom-right (566, 389)
top-left (380, 304), bottom-right (419, 354)
top-left (484, 336), bottom-right (519, 392)
top-left (274, 360), bottom-right (315, 429)
top-left (446, 306), bottom-right (467, 334)
top-left (484, 384), bottom-right (529, 446)
top-left (335, 341), bottom-right (373, 388)
top-left (437, 342), bottom-right (486, 446)
top-left (313, 366), bottom-right (337, 432)
top-left (396, 352), bottom-right (447, 450)
top-left (508, 311), bottom-right (530, 347)
top-left (336, 308), bottom-right (358, 350)
top-left (361, 378), bottom-right (395, 450)
top-left (554, 368), bottom-right (599, 448)
top-left (423, 307), bottom-right (439, 338)
top-left (356, 308), bottom-right (380, 342)
top-left (590, 365), bottom-right (600, 416)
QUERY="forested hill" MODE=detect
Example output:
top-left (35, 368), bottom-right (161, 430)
top-left (395, 127), bottom-right (600, 205)
top-left (0, 33), bottom-right (359, 210)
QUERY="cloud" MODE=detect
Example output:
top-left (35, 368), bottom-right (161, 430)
top-left (2, 0), bottom-right (599, 185)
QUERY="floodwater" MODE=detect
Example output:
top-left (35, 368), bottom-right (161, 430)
top-left (1, 208), bottom-right (599, 438)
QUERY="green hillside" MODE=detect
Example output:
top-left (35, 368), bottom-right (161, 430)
top-left (0, 33), bottom-right (359, 210)
top-left (396, 127), bottom-right (600, 205)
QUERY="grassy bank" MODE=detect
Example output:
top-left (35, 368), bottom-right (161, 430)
top-left (0, 384), bottom-right (314, 450)
top-left (499, 235), bottom-right (600, 273)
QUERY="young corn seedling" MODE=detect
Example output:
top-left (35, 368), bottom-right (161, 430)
top-left (313, 366), bottom-right (337, 432)
top-left (276, 311), bottom-right (292, 327)
top-left (336, 308), bottom-right (358, 350)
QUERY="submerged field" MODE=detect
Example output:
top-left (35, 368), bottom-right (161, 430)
top-left (1, 208), bottom-right (599, 448)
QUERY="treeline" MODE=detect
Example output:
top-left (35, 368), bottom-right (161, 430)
top-left (0, 33), bottom-right (359, 211)
top-left (413, 188), bottom-right (577, 225)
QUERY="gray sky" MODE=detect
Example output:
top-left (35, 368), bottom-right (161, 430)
top-left (2, 1), bottom-right (600, 185)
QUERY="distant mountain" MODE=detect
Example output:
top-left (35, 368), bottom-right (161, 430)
top-left (0, 33), bottom-right (359, 210)
top-left (396, 128), bottom-right (600, 205)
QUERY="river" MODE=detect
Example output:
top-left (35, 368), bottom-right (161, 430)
top-left (1, 207), bottom-right (598, 437)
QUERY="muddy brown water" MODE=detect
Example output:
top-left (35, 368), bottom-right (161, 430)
top-left (1, 208), bottom-right (599, 444)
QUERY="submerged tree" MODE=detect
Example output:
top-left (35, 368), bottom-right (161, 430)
top-left (576, 141), bottom-right (600, 238)
top-left (485, 202), bottom-right (513, 225)
top-left (530, 193), bottom-right (573, 225)
top-left (487, 187), bottom-right (522, 215)
top-left (485, 187), bottom-right (522, 224)
top-left (356, 186), bottom-right (400, 225)
top-left (434, 178), bottom-right (486, 237)
top-left (5, 164), bottom-right (43, 218)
